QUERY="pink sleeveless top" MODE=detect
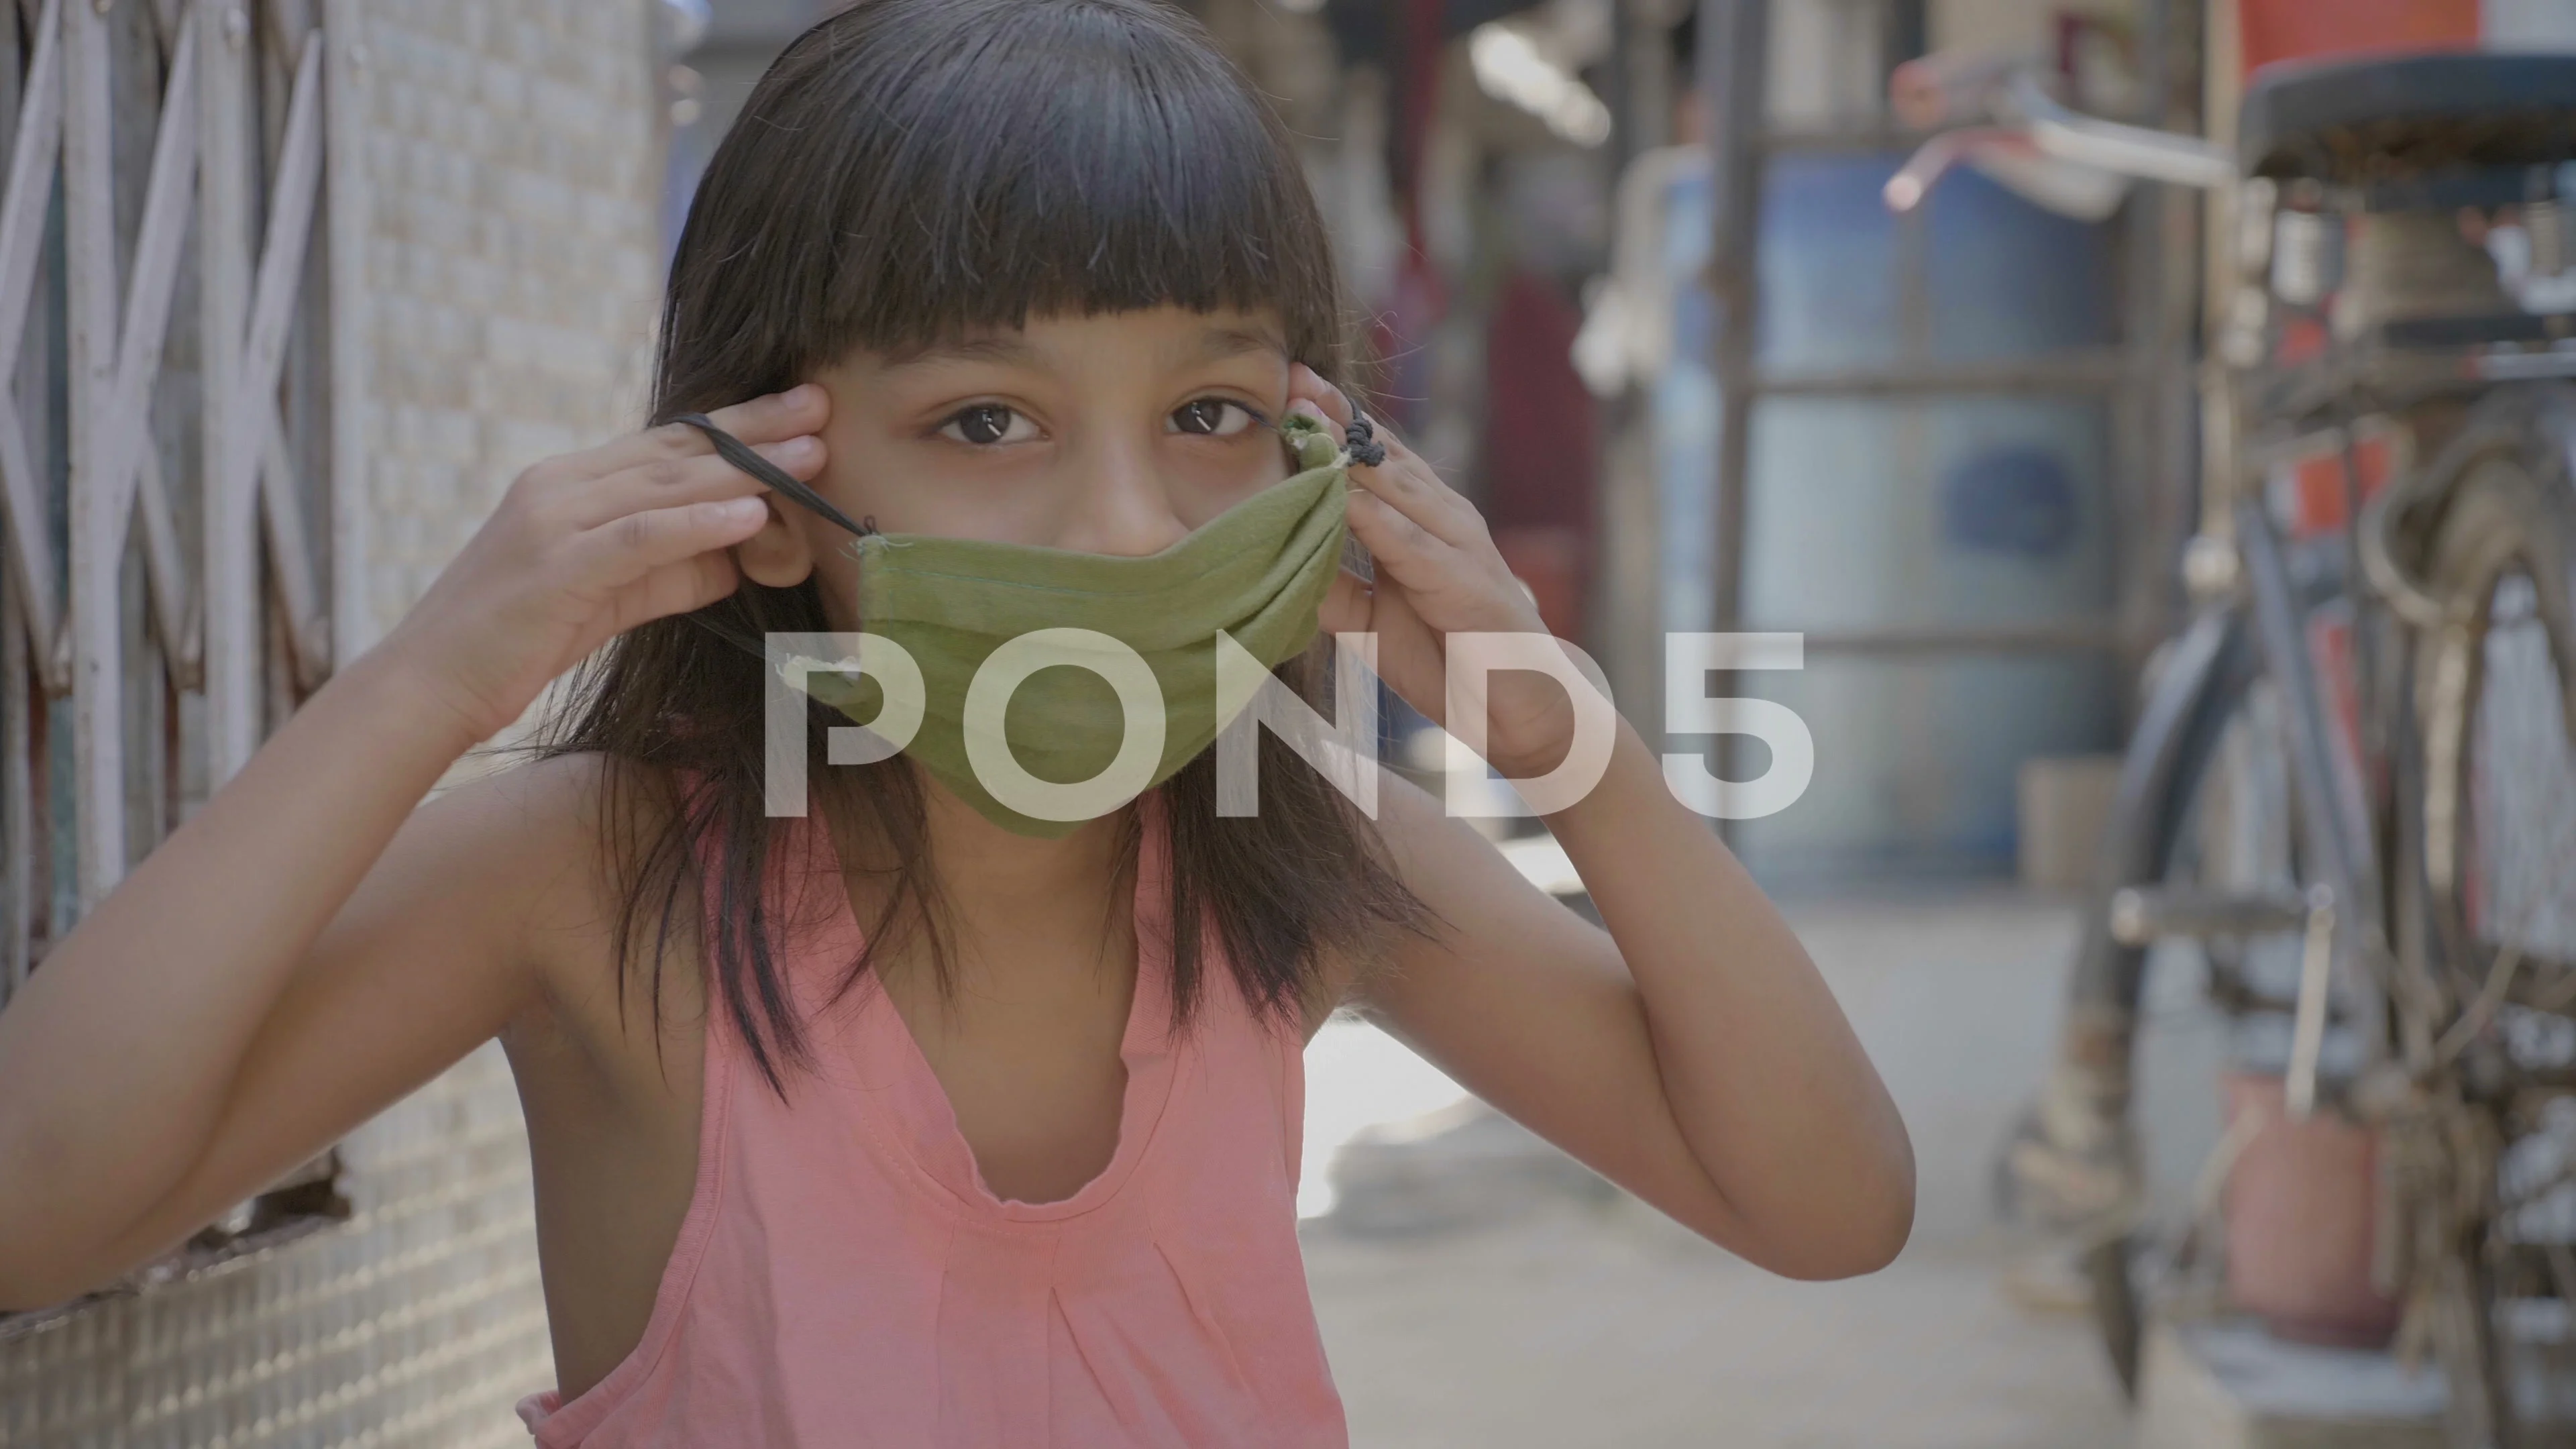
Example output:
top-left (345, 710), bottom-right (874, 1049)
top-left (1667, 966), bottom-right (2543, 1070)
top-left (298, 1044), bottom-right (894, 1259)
top-left (515, 793), bottom-right (1346, 1446)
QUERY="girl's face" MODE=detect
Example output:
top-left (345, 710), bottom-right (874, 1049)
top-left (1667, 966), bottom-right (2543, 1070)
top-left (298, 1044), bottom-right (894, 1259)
top-left (741, 305), bottom-right (1305, 629)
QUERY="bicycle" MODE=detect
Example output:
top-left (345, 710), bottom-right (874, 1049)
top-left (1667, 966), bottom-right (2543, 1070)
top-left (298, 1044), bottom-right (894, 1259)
top-left (1894, 48), bottom-right (2576, 1447)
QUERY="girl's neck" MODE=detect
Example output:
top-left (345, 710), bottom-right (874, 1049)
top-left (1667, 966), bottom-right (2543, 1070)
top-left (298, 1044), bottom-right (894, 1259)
top-left (826, 771), bottom-right (1140, 1006)
top-left (914, 778), bottom-right (1132, 915)
top-left (920, 780), bottom-right (1138, 989)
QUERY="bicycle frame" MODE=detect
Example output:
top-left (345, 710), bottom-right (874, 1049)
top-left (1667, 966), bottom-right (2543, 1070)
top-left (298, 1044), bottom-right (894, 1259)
top-left (2235, 493), bottom-right (2392, 1084)
top-left (2066, 499), bottom-right (2390, 1105)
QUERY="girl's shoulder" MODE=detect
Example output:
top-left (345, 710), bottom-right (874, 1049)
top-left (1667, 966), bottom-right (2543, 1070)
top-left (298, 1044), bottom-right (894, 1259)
top-left (424, 750), bottom-right (643, 937)
top-left (1286, 763), bottom-right (1466, 1037)
top-left (429, 751), bottom-right (709, 1069)
top-left (1322, 761), bottom-right (1578, 1019)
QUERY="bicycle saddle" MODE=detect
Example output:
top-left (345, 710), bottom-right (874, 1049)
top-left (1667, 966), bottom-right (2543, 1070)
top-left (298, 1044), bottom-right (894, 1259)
top-left (2239, 51), bottom-right (2576, 185)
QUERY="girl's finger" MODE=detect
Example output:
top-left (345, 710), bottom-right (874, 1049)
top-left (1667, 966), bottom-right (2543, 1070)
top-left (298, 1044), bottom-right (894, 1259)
top-left (1345, 432), bottom-right (1486, 549)
top-left (1285, 384), bottom-right (1494, 557)
top-left (566, 433), bottom-right (826, 529)
top-left (602, 549), bottom-right (748, 641)
top-left (561, 496), bottom-right (770, 598)
top-left (1287, 365), bottom-right (1355, 433)
top-left (1286, 393), bottom-right (1481, 548)
top-left (1344, 486), bottom-right (1458, 583)
top-left (571, 383), bottom-right (832, 484)
top-left (554, 548), bottom-right (745, 665)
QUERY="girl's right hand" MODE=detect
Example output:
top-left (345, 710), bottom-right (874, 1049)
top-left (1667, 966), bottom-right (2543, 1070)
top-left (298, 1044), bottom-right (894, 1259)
top-left (380, 385), bottom-right (831, 744)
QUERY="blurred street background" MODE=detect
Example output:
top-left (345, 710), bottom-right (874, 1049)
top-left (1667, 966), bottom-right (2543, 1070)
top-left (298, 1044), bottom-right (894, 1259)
top-left (1299, 892), bottom-right (2142, 1448)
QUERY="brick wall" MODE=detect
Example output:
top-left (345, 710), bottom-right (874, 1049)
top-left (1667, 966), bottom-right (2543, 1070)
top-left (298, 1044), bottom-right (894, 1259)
top-left (0, 3), bottom-right (663, 1444)
top-left (363, 0), bottom-right (663, 641)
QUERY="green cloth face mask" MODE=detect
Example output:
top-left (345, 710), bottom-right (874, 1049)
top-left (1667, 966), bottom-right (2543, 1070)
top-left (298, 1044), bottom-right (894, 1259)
top-left (679, 410), bottom-right (1358, 837)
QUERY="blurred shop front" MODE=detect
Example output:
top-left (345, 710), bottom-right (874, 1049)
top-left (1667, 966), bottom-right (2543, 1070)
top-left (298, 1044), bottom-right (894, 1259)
top-left (1610, 1), bottom-right (2176, 885)
top-left (1189, 0), bottom-right (2174, 883)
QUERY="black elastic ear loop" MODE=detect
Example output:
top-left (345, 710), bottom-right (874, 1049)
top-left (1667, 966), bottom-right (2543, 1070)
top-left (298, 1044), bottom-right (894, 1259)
top-left (1344, 409), bottom-right (1387, 468)
top-left (668, 412), bottom-right (875, 539)
top-left (661, 411), bottom-right (878, 666)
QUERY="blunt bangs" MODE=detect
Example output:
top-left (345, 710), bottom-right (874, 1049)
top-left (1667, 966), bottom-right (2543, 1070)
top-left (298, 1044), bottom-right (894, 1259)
top-left (656, 0), bottom-right (1347, 416)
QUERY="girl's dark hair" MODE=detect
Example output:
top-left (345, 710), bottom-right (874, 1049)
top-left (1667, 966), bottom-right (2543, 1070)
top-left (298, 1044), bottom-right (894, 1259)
top-left (539, 0), bottom-right (1427, 1094)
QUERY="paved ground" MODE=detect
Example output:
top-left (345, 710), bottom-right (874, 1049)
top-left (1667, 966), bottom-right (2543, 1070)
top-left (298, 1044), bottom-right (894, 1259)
top-left (1299, 890), bottom-right (2148, 1448)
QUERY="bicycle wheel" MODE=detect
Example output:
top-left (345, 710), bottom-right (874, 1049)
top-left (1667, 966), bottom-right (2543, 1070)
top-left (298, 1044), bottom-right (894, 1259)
top-left (2012, 608), bottom-right (2332, 1395)
top-left (2090, 668), bottom-right (2343, 1382)
top-left (2407, 382), bottom-right (2576, 1448)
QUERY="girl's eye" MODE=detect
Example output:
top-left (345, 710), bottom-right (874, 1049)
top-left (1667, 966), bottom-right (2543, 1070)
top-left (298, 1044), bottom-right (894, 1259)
top-left (1168, 398), bottom-right (1260, 438)
top-left (938, 405), bottom-right (1036, 446)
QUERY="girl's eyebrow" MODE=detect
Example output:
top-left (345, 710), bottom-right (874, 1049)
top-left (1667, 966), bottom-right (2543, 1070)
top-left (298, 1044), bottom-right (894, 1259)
top-left (885, 334), bottom-right (1036, 368)
top-left (1190, 325), bottom-right (1286, 364)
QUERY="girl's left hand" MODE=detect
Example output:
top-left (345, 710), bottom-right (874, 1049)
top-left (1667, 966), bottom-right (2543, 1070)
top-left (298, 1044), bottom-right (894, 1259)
top-left (1288, 365), bottom-right (1582, 781)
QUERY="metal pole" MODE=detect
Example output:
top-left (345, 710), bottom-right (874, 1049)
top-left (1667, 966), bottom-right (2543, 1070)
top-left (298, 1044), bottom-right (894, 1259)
top-left (1598, 0), bottom-right (1676, 729)
top-left (2114, 0), bottom-right (2196, 700)
top-left (1699, 0), bottom-right (1766, 823)
top-left (2139, 0), bottom-right (2208, 677)
top-left (1700, 0), bottom-right (1764, 639)
top-left (63, 0), bottom-right (124, 907)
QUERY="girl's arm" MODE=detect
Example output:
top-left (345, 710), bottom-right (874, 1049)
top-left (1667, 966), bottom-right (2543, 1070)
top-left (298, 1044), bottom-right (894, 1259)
top-left (0, 386), bottom-right (830, 1306)
top-left (0, 696), bottom-right (553, 1305)
top-left (1356, 750), bottom-right (1914, 1280)
top-left (1292, 373), bottom-right (1913, 1280)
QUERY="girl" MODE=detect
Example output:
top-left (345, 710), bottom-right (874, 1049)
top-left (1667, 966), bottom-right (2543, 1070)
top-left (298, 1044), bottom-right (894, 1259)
top-left (0, 1), bottom-right (1913, 1444)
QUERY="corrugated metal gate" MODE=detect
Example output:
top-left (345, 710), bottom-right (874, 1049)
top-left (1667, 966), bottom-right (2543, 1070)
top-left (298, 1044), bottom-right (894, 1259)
top-left (0, 0), bottom-right (365, 1322)
top-left (0, 0), bottom-right (669, 1441)
top-left (0, 0), bottom-right (360, 990)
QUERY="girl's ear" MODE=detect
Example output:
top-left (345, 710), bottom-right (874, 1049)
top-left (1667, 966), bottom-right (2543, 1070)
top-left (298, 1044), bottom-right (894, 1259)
top-left (735, 499), bottom-right (817, 587)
